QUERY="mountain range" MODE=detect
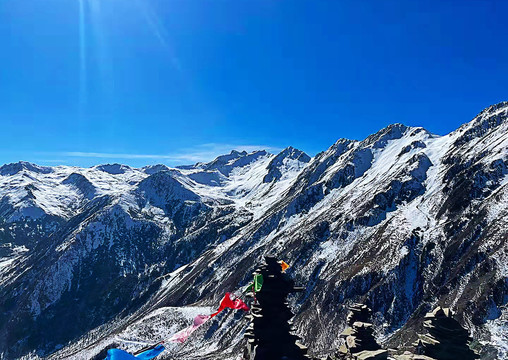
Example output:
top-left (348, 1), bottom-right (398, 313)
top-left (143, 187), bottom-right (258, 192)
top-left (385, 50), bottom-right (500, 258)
top-left (0, 102), bottom-right (507, 359)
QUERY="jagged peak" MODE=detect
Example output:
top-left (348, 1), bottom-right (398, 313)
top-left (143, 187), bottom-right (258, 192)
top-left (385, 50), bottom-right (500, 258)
top-left (473, 101), bottom-right (508, 119)
top-left (361, 123), bottom-right (427, 149)
top-left (177, 149), bottom-right (266, 171)
top-left (455, 101), bottom-right (508, 133)
top-left (209, 150), bottom-right (248, 166)
top-left (263, 147), bottom-right (310, 183)
top-left (330, 138), bottom-right (355, 150)
top-left (0, 161), bottom-right (54, 176)
top-left (199, 149), bottom-right (269, 176)
top-left (141, 164), bottom-right (172, 175)
top-left (273, 146), bottom-right (311, 163)
top-left (318, 138), bottom-right (354, 159)
top-left (230, 149), bottom-right (248, 156)
top-left (453, 101), bottom-right (508, 146)
top-left (93, 163), bottom-right (133, 175)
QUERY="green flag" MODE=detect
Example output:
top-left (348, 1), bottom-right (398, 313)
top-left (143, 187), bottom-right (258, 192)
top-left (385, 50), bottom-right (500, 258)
top-left (243, 274), bottom-right (264, 293)
top-left (253, 274), bottom-right (263, 292)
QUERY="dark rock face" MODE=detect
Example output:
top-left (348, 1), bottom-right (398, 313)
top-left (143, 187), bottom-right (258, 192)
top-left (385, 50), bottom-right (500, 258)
top-left (244, 256), bottom-right (309, 360)
top-left (453, 101), bottom-right (508, 147)
top-left (399, 141), bottom-right (427, 157)
top-left (415, 307), bottom-right (479, 360)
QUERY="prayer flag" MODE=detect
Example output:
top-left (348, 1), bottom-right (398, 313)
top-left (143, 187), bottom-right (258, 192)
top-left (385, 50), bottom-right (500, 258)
top-left (105, 344), bottom-right (165, 360)
top-left (280, 260), bottom-right (290, 272)
top-left (254, 274), bottom-right (263, 292)
top-left (210, 292), bottom-right (249, 317)
top-left (168, 315), bottom-right (211, 343)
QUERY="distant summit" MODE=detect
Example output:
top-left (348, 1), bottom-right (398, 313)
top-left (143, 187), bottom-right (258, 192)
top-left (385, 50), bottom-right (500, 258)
top-left (0, 161), bottom-right (53, 176)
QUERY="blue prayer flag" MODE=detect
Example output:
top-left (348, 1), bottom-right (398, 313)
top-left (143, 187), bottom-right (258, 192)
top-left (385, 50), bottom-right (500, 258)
top-left (105, 344), bottom-right (165, 360)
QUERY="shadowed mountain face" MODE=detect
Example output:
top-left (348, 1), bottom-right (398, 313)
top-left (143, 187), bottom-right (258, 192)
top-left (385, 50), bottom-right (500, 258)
top-left (0, 103), bottom-right (507, 359)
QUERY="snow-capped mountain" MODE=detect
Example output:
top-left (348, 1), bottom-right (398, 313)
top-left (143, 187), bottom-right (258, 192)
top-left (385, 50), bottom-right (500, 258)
top-left (0, 102), bottom-right (507, 359)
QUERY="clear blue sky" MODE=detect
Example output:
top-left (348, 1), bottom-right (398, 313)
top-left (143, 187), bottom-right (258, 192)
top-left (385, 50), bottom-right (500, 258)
top-left (0, 0), bottom-right (506, 167)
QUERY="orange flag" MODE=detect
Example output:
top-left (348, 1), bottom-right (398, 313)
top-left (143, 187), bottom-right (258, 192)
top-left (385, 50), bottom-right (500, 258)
top-left (280, 260), bottom-right (290, 272)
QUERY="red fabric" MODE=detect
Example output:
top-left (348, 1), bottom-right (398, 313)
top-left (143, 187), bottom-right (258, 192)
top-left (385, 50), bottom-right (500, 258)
top-left (210, 292), bottom-right (249, 317)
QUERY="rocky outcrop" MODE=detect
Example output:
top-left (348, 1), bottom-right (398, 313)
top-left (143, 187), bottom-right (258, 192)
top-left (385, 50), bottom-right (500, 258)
top-left (336, 304), bottom-right (388, 360)
top-left (414, 307), bottom-right (479, 360)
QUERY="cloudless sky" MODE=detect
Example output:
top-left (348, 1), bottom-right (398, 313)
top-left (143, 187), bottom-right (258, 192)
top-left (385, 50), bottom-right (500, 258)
top-left (0, 0), bottom-right (507, 167)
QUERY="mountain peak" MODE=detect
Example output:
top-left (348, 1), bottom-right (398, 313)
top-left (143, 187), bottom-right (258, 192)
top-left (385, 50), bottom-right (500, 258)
top-left (94, 163), bottom-right (133, 175)
top-left (275, 146), bottom-right (310, 163)
top-left (141, 164), bottom-right (172, 175)
top-left (176, 149), bottom-right (269, 173)
top-left (0, 161), bottom-right (53, 176)
top-left (475, 101), bottom-right (508, 118)
top-left (184, 149), bottom-right (269, 176)
top-left (263, 147), bottom-right (310, 183)
top-left (363, 123), bottom-right (415, 148)
top-left (454, 100), bottom-right (508, 146)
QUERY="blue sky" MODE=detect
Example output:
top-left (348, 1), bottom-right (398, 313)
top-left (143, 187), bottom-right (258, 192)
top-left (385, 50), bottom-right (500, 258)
top-left (0, 0), bottom-right (506, 167)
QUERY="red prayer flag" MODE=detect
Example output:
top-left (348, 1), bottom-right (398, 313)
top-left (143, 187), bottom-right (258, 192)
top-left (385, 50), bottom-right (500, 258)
top-left (210, 292), bottom-right (249, 317)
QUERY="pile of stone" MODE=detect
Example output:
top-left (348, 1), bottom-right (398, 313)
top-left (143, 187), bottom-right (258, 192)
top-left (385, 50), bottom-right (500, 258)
top-left (244, 256), bottom-right (309, 360)
top-left (390, 352), bottom-right (436, 360)
top-left (414, 306), bottom-right (479, 360)
top-left (337, 304), bottom-right (388, 360)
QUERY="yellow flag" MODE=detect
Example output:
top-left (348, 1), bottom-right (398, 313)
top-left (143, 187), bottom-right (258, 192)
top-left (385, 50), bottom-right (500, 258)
top-left (280, 260), bottom-right (290, 272)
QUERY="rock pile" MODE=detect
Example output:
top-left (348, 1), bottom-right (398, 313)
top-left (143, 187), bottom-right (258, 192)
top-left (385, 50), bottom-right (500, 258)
top-left (414, 306), bottom-right (479, 360)
top-left (244, 256), bottom-right (309, 360)
top-left (391, 352), bottom-right (435, 360)
top-left (336, 304), bottom-right (388, 360)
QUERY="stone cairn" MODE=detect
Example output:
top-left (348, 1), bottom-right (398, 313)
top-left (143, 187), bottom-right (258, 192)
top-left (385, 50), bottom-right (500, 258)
top-left (414, 306), bottom-right (479, 360)
top-left (336, 304), bottom-right (388, 360)
top-left (244, 256), bottom-right (309, 360)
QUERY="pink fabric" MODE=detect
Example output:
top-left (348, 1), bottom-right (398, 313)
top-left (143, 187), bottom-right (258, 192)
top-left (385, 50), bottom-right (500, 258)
top-left (193, 314), bottom-right (210, 326)
top-left (168, 293), bottom-right (249, 343)
top-left (168, 315), bottom-right (211, 343)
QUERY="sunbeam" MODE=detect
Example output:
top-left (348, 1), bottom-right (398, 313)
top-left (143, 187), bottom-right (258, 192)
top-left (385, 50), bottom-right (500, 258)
top-left (88, 0), bottom-right (115, 105)
top-left (78, 0), bottom-right (87, 113)
top-left (133, 0), bottom-right (182, 72)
